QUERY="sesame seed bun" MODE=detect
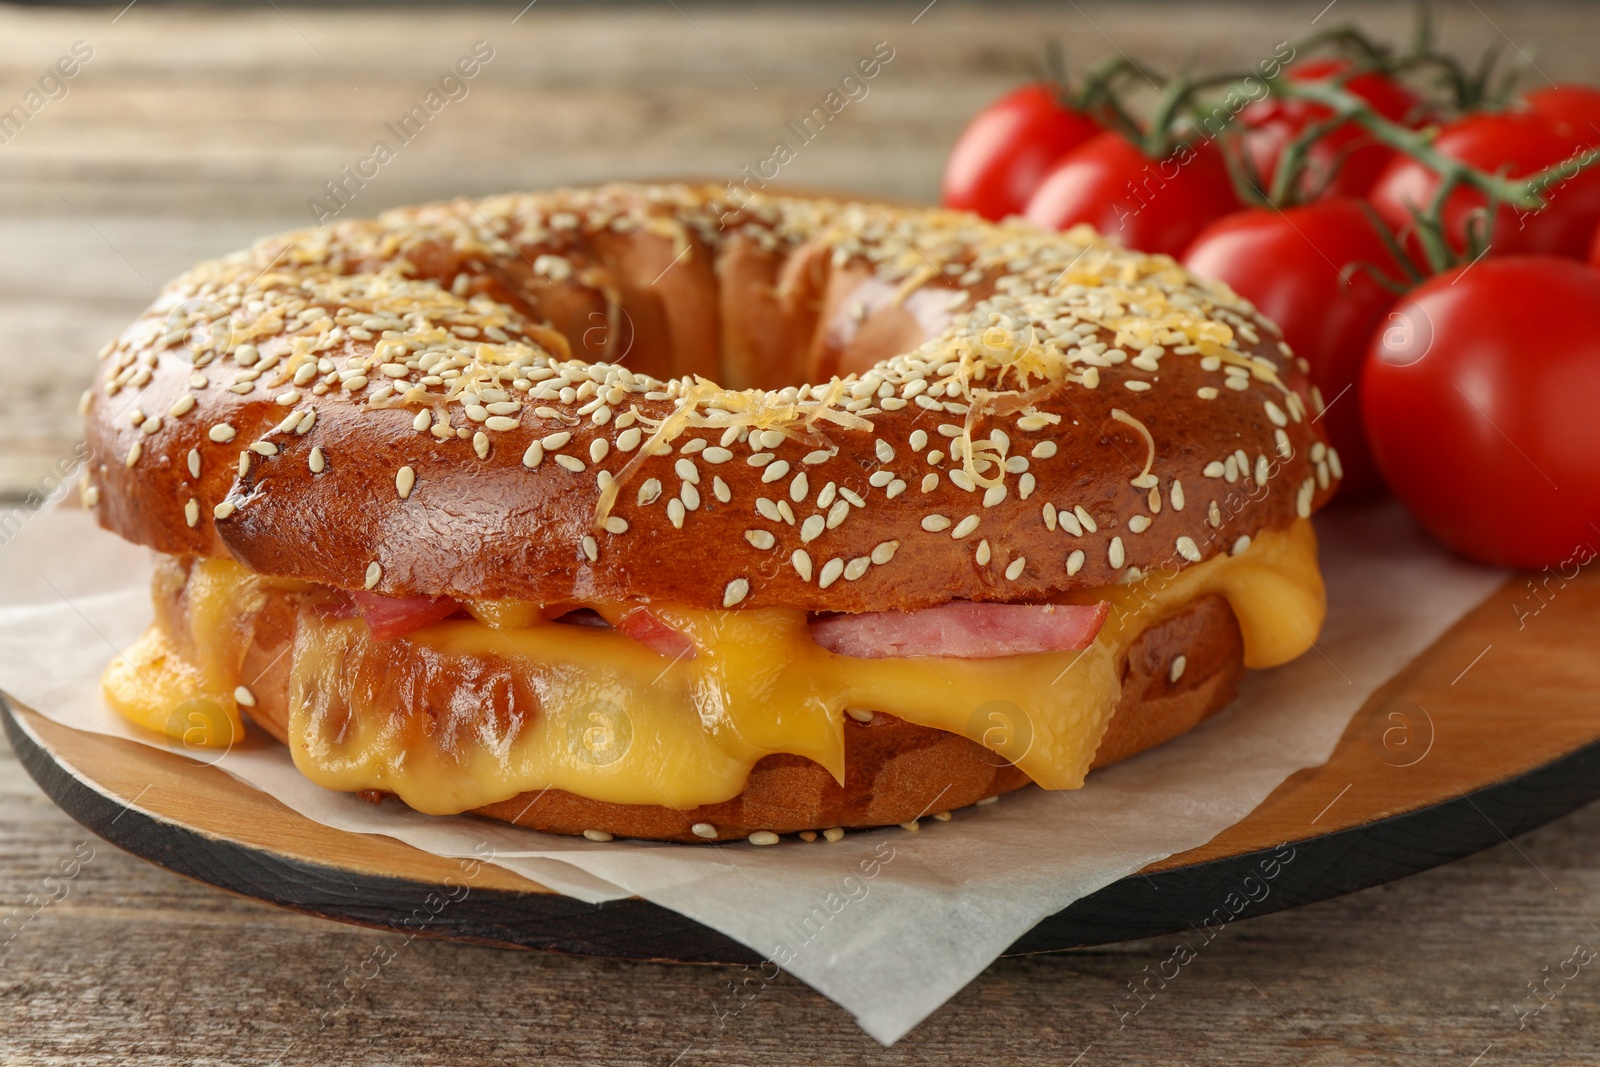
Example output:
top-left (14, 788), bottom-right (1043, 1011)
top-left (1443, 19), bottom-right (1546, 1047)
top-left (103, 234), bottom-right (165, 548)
top-left (83, 183), bottom-right (1337, 610)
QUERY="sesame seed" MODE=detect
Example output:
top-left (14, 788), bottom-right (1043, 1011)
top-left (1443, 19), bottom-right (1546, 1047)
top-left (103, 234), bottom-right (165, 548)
top-left (1170, 655), bottom-right (1187, 683)
top-left (1066, 549), bottom-right (1085, 576)
top-left (800, 515), bottom-right (825, 542)
top-left (844, 556), bottom-right (870, 581)
top-left (1171, 480), bottom-right (1185, 511)
top-left (238, 452), bottom-right (250, 478)
top-left (920, 473), bottom-right (938, 493)
top-left (748, 831), bottom-right (780, 846)
top-left (473, 432), bottom-right (490, 459)
top-left (818, 558), bottom-right (844, 589)
top-left (1176, 536), bottom-right (1202, 562)
top-left (802, 449), bottom-right (832, 465)
top-left (1109, 536), bottom-right (1125, 569)
top-left (921, 514), bottom-right (951, 532)
top-left (184, 499), bottom-right (199, 527)
top-left (364, 561), bottom-right (381, 589)
top-left (1123, 380), bottom-right (1152, 392)
top-left (745, 529), bottom-right (776, 550)
top-left (582, 535), bottom-right (599, 561)
top-left (541, 431), bottom-right (572, 450)
top-left (555, 454), bottom-right (586, 472)
top-left (1131, 473), bottom-right (1158, 489)
top-left (886, 479), bottom-right (906, 499)
top-left (762, 460), bottom-right (790, 483)
top-left (168, 395), bottom-right (196, 418)
top-left (638, 478), bottom-right (663, 505)
top-left (975, 539), bottom-right (991, 565)
top-left (875, 439), bottom-right (894, 462)
top-left (674, 458), bottom-right (699, 484)
top-left (187, 449), bottom-right (201, 478)
top-left (123, 441), bottom-right (142, 467)
top-left (1128, 515), bottom-right (1151, 533)
top-left (583, 829), bottom-right (614, 843)
top-left (702, 446), bottom-right (733, 464)
top-left (846, 707), bottom-right (875, 723)
top-left (1264, 400), bottom-right (1288, 427)
top-left (1005, 556), bottom-right (1026, 580)
top-left (691, 823), bottom-right (718, 840)
top-left (1031, 441), bottom-right (1057, 459)
top-left (822, 827), bottom-right (845, 843)
top-left (486, 415), bottom-right (519, 432)
top-left (759, 430), bottom-right (786, 450)
top-left (982, 484), bottom-right (1007, 508)
top-left (789, 472), bottom-right (808, 502)
top-left (909, 429), bottom-right (928, 451)
top-left (791, 550), bottom-right (813, 581)
top-left (1209, 500), bottom-right (1223, 527)
top-left (1203, 461), bottom-right (1225, 478)
top-left (1073, 505), bottom-right (1097, 533)
top-left (396, 466), bottom-right (415, 499)
top-left (951, 515), bottom-right (980, 539)
top-left (667, 498), bottom-right (686, 528)
top-left (208, 424), bottom-right (236, 443)
top-left (1233, 534), bottom-right (1252, 555)
top-left (870, 540), bottom-right (899, 565)
top-left (713, 476), bottom-right (730, 502)
top-left (234, 685), bottom-right (256, 708)
top-left (249, 441), bottom-right (278, 456)
top-left (522, 442), bottom-right (544, 468)
top-left (1197, 386), bottom-right (1219, 400)
top-left (309, 447), bottom-right (326, 473)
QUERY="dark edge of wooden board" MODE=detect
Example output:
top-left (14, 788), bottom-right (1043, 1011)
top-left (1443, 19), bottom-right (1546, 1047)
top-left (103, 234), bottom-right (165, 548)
top-left (8, 692), bottom-right (1600, 964)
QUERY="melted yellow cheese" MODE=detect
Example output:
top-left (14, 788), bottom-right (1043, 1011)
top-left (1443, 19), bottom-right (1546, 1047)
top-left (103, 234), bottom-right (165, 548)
top-left (103, 520), bottom-right (1324, 813)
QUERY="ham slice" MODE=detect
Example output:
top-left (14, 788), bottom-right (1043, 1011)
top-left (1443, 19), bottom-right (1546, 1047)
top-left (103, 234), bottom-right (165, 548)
top-left (350, 590), bottom-right (461, 642)
top-left (808, 601), bottom-right (1110, 660)
top-left (617, 607), bottom-right (698, 661)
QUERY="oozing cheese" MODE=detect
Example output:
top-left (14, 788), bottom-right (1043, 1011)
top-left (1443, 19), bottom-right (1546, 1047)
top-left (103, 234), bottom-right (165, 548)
top-left (103, 520), bottom-right (1323, 813)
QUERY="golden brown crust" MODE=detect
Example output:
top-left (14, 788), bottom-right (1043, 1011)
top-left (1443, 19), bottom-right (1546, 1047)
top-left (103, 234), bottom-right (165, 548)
top-left (83, 184), bottom-right (1338, 614)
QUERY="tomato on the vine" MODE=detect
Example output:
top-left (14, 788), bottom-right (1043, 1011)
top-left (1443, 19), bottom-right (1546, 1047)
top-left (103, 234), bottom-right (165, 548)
top-left (1239, 58), bottom-right (1423, 200)
top-left (1368, 111), bottom-right (1600, 260)
top-left (941, 84), bottom-right (1102, 220)
top-left (1522, 84), bottom-right (1600, 144)
top-left (1361, 256), bottom-right (1600, 569)
top-left (1183, 199), bottom-right (1405, 497)
top-left (1023, 132), bottom-right (1240, 256)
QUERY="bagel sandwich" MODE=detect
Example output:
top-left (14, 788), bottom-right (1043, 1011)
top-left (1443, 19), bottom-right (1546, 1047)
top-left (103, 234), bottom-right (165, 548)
top-left (82, 183), bottom-right (1337, 843)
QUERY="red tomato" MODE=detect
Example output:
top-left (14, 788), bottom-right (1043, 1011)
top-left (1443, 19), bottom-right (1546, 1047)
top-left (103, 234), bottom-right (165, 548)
top-left (1240, 59), bottom-right (1423, 200)
top-left (1023, 132), bottom-right (1240, 256)
top-left (1361, 256), bottom-right (1600, 568)
top-left (1368, 111), bottom-right (1600, 260)
top-left (1523, 84), bottom-right (1600, 144)
top-left (941, 84), bottom-right (1101, 220)
top-left (1183, 200), bottom-right (1405, 497)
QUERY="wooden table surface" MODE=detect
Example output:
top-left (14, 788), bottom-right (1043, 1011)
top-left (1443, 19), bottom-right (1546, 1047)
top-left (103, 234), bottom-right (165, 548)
top-left (3, 2), bottom-right (1599, 1063)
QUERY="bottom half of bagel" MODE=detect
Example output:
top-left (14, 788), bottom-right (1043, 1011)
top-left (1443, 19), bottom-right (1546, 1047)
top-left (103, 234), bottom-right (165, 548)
top-left (101, 520), bottom-right (1324, 844)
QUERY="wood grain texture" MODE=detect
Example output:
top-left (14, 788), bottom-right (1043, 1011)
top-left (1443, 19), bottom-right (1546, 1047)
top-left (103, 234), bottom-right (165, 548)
top-left (3, 3), bottom-right (1600, 1063)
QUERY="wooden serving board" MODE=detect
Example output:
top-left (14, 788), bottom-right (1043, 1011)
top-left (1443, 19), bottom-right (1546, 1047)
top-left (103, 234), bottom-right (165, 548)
top-left (6, 566), bottom-right (1600, 963)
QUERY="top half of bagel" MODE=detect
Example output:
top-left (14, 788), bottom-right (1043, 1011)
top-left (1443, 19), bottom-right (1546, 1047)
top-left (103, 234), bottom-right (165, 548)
top-left (81, 182), bottom-right (1340, 611)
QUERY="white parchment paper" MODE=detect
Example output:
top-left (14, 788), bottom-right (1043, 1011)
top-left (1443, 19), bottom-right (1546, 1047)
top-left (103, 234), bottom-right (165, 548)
top-left (0, 504), bottom-right (1504, 1043)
